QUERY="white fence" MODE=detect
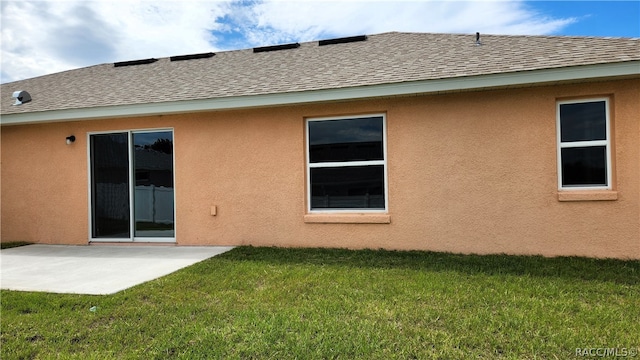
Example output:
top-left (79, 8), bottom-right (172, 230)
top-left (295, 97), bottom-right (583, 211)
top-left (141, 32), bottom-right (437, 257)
top-left (134, 185), bottom-right (174, 224)
top-left (94, 184), bottom-right (173, 224)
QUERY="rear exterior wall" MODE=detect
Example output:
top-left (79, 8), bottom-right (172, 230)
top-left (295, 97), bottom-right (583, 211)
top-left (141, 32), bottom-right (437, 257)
top-left (2, 79), bottom-right (639, 258)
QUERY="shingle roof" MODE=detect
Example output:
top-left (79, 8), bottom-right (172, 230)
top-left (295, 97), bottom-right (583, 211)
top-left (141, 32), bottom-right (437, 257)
top-left (2, 32), bottom-right (639, 117)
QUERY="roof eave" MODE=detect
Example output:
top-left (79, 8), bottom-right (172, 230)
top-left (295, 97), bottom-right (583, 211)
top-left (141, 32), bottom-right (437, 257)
top-left (2, 60), bottom-right (639, 126)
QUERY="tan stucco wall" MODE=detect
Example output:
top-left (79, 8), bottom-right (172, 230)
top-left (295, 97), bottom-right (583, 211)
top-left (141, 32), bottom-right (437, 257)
top-left (2, 79), bottom-right (639, 258)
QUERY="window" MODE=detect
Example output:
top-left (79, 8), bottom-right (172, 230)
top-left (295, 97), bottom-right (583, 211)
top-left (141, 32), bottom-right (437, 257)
top-left (557, 98), bottom-right (611, 190)
top-left (306, 115), bottom-right (387, 211)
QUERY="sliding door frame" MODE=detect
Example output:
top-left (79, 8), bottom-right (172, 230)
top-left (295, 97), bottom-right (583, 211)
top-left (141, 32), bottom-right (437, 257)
top-left (87, 128), bottom-right (176, 243)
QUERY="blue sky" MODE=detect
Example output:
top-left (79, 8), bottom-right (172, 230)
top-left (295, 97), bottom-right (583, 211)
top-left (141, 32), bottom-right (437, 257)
top-left (1, 1), bottom-right (638, 83)
top-left (530, 1), bottom-right (639, 38)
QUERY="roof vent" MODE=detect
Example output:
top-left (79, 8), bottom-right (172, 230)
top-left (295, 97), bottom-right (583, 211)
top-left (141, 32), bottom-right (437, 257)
top-left (170, 52), bottom-right (215, 61)
top-left (319, 35), bottom-right (367, 46)
top-left (12, 90), bottom-right (31, 105)
top-left (475, 32), bottom-right (482, 46)
top-left (114, 58), bottom-right (159, 67)
top-left (253, 43), bottom-right (300, 53)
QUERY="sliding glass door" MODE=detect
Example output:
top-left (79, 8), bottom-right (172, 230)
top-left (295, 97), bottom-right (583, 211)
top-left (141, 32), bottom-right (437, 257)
top-left (90, 133), bottom-right (130, 238)
top-left (132, 131), bottom-right (175, 238)
top-left (90, 130), bottom-right (175, 242)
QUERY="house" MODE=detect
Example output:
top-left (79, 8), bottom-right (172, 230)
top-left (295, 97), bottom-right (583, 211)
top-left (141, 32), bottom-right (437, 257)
top-left (1, 32), bottom-right (639, 259)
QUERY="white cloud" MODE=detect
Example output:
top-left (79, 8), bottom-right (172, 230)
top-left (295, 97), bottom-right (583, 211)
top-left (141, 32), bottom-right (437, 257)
top-left (226, 1), bottom-right (576, 44)
top-left (90, 1), bottom-right (230, 60)
top-left (1, 0), bottom-right (576, 83)
top-left (1, 0), bottom-right (231, 83)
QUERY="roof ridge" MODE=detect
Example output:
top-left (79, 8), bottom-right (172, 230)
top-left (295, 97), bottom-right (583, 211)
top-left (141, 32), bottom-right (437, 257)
top-left (370, 31), bottom-right (640, 40)
top-left (3, 31), bottom-right (638, 85)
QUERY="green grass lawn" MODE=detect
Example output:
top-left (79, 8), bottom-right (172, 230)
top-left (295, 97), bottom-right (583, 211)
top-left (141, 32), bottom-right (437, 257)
top-left (1, 246), bottom-right (638, 359)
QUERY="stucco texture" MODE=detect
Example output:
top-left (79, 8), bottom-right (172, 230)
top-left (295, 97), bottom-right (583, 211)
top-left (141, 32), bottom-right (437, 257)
top-left (2, 79), bottom-right (639, 259)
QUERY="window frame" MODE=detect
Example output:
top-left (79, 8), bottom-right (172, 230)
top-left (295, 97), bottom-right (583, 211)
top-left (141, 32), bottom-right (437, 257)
top-left (556, 98), bottom-right (612, 191)
top-left (306, 114), bottom-right (388, 213)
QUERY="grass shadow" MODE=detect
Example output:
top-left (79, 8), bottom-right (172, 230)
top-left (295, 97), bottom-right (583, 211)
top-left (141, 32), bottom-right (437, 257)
top-left (218, 246), bottom-right (640, 285)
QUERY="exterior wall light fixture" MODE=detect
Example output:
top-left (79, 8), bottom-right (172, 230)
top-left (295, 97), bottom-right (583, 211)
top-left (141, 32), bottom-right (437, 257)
top-left (66, 135), bottom-right (76, 145)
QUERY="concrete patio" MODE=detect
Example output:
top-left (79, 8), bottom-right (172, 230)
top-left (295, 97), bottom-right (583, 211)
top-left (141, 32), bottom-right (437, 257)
top-left (0, 244), bottom-right (234, 295)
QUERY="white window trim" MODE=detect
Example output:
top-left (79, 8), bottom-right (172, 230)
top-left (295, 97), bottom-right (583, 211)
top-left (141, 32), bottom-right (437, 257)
top-left (306, 114), bottom-right (388, 213)
top-left (87, 128), bottom-right (177, 243)
top-left (556, 98), bottom-right (612, 191)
